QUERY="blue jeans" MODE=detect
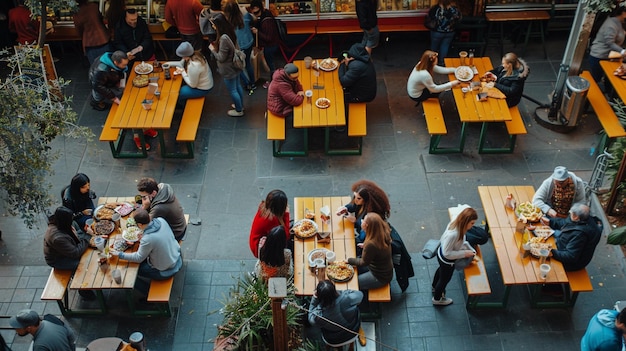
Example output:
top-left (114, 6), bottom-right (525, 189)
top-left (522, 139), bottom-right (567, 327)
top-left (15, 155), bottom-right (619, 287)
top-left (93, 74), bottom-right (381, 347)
top-left (264, 45), bottom-right (279, 75)
top-left (178, 85), bottom-right (211, 104)
top-left (589, 56), bottom-right (603, 83)
top-left (361, 26), bottom-right (380, 50)
top-left (358, 270), bottom-right (386, 290)
top-left (240, 46), bottom-right (255, 87)
top-left (223, 76), bottom-right (244, 112)
top-left (138, 255), bottom-right (182, 281)
top-left (430, 31), bottom-right (455, 66)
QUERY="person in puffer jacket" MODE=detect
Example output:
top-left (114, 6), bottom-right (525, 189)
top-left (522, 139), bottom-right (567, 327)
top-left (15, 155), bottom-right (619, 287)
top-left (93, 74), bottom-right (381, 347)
top-left (88, 50), bottom-right (129, 111)
top-left (267, 63), bottom-right (304, 118)
top-left (483, 52), bottom-right (529, 107)
top-left (338, 42), bottom-right (377, 103)
top-left (580, 309), bottom-right (626, 351)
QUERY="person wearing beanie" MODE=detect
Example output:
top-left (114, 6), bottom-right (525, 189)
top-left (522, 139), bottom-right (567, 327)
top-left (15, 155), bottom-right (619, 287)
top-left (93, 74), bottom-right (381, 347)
top-left (10, 309), bottom-right (76, 350)
top-left (532, 166), bottom-right (587, 218)
top-left (165, 41), bottom-right (214, 105)
top-left (267, 63), bottom-right (304, 118)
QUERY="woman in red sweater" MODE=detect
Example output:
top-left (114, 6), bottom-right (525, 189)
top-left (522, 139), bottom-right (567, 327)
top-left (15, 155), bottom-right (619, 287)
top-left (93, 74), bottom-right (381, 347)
top-left (249, 189), bottom-right (290, 257)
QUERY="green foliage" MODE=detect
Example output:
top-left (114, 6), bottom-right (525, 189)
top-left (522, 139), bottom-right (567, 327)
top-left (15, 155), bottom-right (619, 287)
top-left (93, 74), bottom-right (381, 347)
top-left (583, 0), bottom-right (625, 13)
top-left (215, 272), bottom-right (305, 350)
top-left (25, 0), bottom-right (78, 17)
top-left (606, 100), bottom-right (626, 195)
top-left (0, 47), bottom-right (92, 228)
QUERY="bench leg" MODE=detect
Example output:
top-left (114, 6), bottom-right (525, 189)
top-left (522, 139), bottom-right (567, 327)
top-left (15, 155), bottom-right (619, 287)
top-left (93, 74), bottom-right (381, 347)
top-left (361, 302), bottom-right (382, 320)
top-left (324, 127), bottom-right (363, 155)
top-left (272, 129), bottom-right (308, 157)
top-left (160, 132), bottom-right (195, 159)
top-left (126, 290), bottom-right (172, 317)
top-left (528, 284), bottom-right (571, 308)
top-left (478, 122), bottom-right (517, 154)
top-left (465, 285), bottom-right (512, 309)
top-left (429, 123), bottom-right (467, 154)
top-left (109, 129), bottom-right (149, 159)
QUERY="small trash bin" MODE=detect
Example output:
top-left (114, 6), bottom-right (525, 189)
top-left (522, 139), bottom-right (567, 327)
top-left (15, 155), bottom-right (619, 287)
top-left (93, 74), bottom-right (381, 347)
top-left (560, 76), bottom-right (590, 126)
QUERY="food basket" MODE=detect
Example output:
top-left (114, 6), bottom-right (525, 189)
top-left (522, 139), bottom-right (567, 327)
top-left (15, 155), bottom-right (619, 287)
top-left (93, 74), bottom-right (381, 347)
top-left (515, 202), bottom-right (543, 222)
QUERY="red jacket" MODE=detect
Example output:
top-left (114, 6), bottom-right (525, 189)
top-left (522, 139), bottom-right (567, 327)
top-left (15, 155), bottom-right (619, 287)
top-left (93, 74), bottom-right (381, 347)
top-left (249, 207), bottom-right (290, 258)
top-left (267, 69), bottom-right (304, 117)
top-left (165, 0), bottom-right (204, 35)
top-left (8, 6), bottom-right (39, 44)
top-left (73, 2), bottom-right (110, 52)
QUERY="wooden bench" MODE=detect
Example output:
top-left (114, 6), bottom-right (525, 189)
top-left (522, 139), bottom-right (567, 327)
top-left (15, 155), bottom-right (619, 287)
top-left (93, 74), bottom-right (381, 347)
top-left (448, 207), bottom-right (492, 308)
top-left (326, 103), bottom-right (367, 155)
top-left (163, 97), bottom-right (205, 159)
top-left (266, 110), bottom-right (307, 157)
top-left (565, 268), bottom-right (593, 306)
top-left (362, 283), bottom-right (391, 320)
top-left (100, 104), bottom-right (148, 159)
top-left (41, 269), bottom-right (73, 316)
top-left (478, 106), bottom-right (528, 154)
top-left (580, 70), bottom-right (626, 151)
top-left (422, 98), bottom-right (466, 154)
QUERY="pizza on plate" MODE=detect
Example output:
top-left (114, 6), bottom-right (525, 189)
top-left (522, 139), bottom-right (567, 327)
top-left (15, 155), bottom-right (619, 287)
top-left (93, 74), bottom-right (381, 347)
top-left (327, 262), bottom-right (354, 282)
top-left (292, 219), bottom-right (318, 238)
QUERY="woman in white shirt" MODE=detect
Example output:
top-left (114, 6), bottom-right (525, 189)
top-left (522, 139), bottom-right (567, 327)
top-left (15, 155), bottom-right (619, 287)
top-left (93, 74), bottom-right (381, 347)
top-left (167, 41), bottom-right (214, 104)
top-left (407, 50), bottom-right (459, 103)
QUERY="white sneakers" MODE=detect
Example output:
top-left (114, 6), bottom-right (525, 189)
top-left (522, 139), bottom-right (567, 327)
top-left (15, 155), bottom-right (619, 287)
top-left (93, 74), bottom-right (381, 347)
top-left (432, 296), bottom-right (453, 306)
top-left (227, 109), bottom-right (244, 117)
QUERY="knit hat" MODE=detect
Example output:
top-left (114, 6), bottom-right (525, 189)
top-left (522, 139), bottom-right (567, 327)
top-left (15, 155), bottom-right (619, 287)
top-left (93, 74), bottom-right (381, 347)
top-left (9, 309), bottom-right (40, 329)
top-left (176, 42), bottom-right (194, 57)
top-left (551, 166), bottom-right (569, 181)
top-left (284, 63), bottom-right (298, 75)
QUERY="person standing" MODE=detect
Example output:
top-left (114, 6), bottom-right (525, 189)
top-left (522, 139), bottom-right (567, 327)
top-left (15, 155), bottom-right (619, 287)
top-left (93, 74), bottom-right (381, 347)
top-left (113, 9), bottom-right (155, 63)
top-left (136, 177), bottom-right (188, 242)
top-left (165, 41), bottom-right (214, 105)
top-left (249, 189), bottom-right (290, 258)
top-left (165, 0), bottom-right (204, 50)
top-left (249, 0), bottom-right (280, 86)
top-left (532, 166), bottom-right (587, 218)
top-left (355, 0), bottom-right (378, 54)
top-left (74, 0), bottom-right (110, 65)
top-left (267, 63), bottom-right (304, 118)
top-left (9, 309), bottom-right (75, 351)
top-left (407, 50), bottom-right (459, 103)
top-left (338, 42), bottom-right (377, 103)
top-left (88, 50), bottom-right (129, 111)
top-left (427, 0), bottom-right (461, 66)
top-left (61, 173), bottom-right (96, 230)
top-left (581, 308), bottom-right (626, 351)
top-left (347, 213), bottom-right (393, 291)
top-left (432, 207), bottom-right (477, 306)
top-left (223, 0), bottom-right (256, 92)
top-left (589, 6), bottom-right (626, 82)
top-left (209, 15), bottom-right (246, 117)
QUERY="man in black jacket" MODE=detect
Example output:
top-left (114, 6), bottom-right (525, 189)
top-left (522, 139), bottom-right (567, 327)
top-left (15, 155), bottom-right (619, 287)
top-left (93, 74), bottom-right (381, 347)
top-left (88, 50), bottom-right (128, 111)
top-left (338, 42), bottom-right (376, 103)
top-left (113, 9), bottom-right (155, 63)
top-left (543, 203), bottom-right (602, 271)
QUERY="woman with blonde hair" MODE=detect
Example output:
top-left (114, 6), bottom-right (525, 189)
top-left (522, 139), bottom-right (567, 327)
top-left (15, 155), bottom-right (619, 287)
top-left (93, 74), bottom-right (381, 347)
top-left (483, 52), bottom-right (528, 107)
top-left (432, 207), bottom-right (477, 306)
top-left (406, 50), bottom-right (459, 104)
top-left (347, 213), bottom-right (393, 290)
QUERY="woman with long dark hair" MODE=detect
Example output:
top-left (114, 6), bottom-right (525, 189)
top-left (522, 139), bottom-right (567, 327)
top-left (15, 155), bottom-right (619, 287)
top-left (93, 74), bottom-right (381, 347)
top-left (254, 226), bottom-right (292, 281)
top-left (336, 179), bottom-right (390, 243)
top-left (347, 213), bottom-right (393, 290)
top-left (249, 189), bottom-right (290, 257)
top-left (209, 15), bottom-right (246, 117)
top-left (223, 0), bottom-right (256, 92)
top-left (61, 173), bottom-right (96, 229)
top-left (432, 207), bottom-right (477, 306)
top-left (406, 50), bottom-right (459, 103)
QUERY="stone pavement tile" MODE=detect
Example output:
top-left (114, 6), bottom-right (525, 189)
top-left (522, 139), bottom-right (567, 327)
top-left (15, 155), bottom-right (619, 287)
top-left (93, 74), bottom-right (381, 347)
top-left (500, 331), bottom-right (580, 350)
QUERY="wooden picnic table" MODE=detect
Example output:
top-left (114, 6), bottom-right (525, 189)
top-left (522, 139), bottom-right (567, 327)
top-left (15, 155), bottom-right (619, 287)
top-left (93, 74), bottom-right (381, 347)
top-left (70, 196), bottom-right (140, 314)
top-left (292, 196), bottom-right (358, 296)
top-left (477, 185), bottom-right (574, 308)
top-left (600, 60), bottom-right (626, 103)
top-left (485, 10), bottom-right (550, 58)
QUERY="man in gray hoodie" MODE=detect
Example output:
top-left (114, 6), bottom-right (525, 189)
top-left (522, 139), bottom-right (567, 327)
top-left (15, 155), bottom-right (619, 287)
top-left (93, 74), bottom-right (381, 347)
top-left (137, 177), bottom-right (187, 241)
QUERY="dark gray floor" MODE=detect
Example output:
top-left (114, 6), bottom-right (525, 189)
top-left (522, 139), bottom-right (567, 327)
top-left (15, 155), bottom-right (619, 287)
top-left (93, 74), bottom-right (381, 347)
top-left (1, 30), bottom-right (625, 351)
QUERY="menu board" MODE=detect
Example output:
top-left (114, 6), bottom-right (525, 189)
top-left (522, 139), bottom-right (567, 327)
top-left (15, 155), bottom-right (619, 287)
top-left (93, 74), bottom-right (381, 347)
top-left (14, 44), bottom-right (61, 101)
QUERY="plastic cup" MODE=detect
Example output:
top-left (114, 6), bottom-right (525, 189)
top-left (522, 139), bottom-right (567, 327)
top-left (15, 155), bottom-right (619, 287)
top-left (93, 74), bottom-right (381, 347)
top-left (539, 263), bottom-right (551, 279)
top-left (112, 213), bottom-right (121, 229)
top-left (305, 89), bottom-right (313, 103)
top-left (539, 249), bottom-right (549, 264)
top-left (111, 269), bottom-right (122, 284)
top-left (326, 251), bottom-right (336, 264)
top-left (94, 237), bottom-right (105, 252)
top-left (304, 56), bottom-right (313, 69)
top-left (162, 63), bottom-right (170, 70)
top-left (142, 99), bottom-right (153, 110)
top-left (459, 51), bottom-right (468, 66)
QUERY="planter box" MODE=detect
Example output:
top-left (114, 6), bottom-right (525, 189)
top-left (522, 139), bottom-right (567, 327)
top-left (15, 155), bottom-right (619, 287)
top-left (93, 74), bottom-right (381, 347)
top-left (590, 193), bottom-right (626, 274)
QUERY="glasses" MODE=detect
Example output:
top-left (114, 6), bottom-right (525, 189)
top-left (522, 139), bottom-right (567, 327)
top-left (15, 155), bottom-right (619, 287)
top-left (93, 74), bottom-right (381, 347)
top-left (141, 195), bottom-right (150, 199)
top-left (125, 8), bottom-right (137, 14)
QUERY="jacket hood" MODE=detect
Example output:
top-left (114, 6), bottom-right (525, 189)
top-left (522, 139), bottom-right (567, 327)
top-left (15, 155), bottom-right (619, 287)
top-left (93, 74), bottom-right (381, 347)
top-left (152, 183), bottom-right (175, 207)
top-left (347, 43), bottom-right (370, 63)
top-left (99, 52), bottom-right (127, 72)
top-left (513, 57), bottom-right (529, 79)
top-left (143, 217), bottom-right (163, 235)
top-left (595, 309), bottom-right (619, 328)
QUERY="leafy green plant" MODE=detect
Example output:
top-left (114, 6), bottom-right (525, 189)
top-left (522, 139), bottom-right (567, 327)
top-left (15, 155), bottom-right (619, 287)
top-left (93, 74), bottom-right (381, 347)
top-left (214, 273), bottom-right (305, 350)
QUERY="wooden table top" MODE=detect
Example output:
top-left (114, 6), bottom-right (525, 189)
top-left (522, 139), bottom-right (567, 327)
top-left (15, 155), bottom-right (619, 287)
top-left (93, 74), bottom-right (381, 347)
top-left (477, 186), bottom-right (568, 285)
top-left (293, 196), bottom-right (358, 296)
top-left (110, 62), bottom-right (182, 129)
top-left (485, 11), bottom-right (551, 22)
top-left (292, 60), bottom-right (346, 128)
top-left (600, 60), bottom-right (626, 102)
top-left (70, 197), bottom-right (140, 290)
top-left (445, 57), bottom-right (512, 123)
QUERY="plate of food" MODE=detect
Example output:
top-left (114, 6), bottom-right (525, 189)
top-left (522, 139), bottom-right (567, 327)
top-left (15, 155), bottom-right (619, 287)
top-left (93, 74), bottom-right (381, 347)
top-left (317, 58), bottom-right (338, 72)
top-left (528, 237), bottom-right (552, 257)
top-left (115, 203), bottom-right (134, 217)
top-left (308, 248), bottom-right (329, 266)
top-left (111, 239), bottom-right (129, 252)
top-left (132, 75), bottom-right (149, 88)
top-left (292, 219), bottom-right (318, 239)
top-left (94, 203), bottom-right (118, 221)
top-left (532, 226), bottom-right (555, 239)
top-left (326, 261), bottom-right (354, 283)
top-left (455, 66), bottom-right (474, 82)
top-left (122, 226), bottom-right (142, 243)
top-left (515, 202), bottom-right (543, 222)
top-left (93, 219), bottom-right (115, 236)
top-left (315, 98), bottom-right (331, 109)
top-left (135, 62), bottom-right (153, 75)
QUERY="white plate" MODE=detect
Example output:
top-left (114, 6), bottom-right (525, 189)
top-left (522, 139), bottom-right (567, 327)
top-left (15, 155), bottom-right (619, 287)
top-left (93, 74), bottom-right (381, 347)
top-left (292, 219), bottom-right (319, 238)
top-left (135, 63), bottom-right (154, 75)
top-left (533, 226), bottom-right (555, 239)
top-left (308, 248), bottom-right (329, 266)
top-left (455, 66), bottom-right (474, 82)
top-left (317, 58), bottom-right (338, 72)
top-left (122, 226), bottom-right (142, 243)
top-left (315, 98), bottom-right (331, 109)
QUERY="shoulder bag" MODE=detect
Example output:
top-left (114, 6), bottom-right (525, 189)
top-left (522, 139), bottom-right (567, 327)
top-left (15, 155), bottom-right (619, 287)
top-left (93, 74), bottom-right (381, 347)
top-left (225, 35), bottom-right (246, 71)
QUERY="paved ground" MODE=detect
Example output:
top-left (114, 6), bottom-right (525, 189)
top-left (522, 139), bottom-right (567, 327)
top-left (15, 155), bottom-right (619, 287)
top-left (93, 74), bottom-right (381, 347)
top-left (1, 29), bottom-right (626, 351)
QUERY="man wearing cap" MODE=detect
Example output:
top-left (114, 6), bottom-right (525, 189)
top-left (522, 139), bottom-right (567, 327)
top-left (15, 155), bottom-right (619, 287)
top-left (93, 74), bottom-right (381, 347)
top-left (267, 63), bottom-right (304, 118)
top-left (532, 166), bottom-right (587, 218)
top-left (10, 309), bottom-right (75, 351)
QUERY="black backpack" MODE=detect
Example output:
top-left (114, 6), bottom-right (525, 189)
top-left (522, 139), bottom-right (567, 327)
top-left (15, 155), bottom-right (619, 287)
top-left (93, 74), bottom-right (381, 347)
top-left (276, 18), bottom-right (288, 42)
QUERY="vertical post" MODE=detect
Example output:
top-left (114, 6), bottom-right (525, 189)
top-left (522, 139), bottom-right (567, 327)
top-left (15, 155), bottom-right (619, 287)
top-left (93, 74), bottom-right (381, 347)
top-left (268, 277), bottom-right (288, 351)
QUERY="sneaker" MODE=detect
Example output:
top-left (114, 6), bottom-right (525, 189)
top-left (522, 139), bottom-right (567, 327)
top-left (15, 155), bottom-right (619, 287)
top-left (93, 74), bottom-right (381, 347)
top-left (230, 104), bottom-right (244, 111)
top-left (227, 109), bottom-right (244, 117)
top-left (358, 326), bottom-right (367, 346)
top-left (143, 129), bottom-right (158, 138)
top-left (90, 99), bottom-right (107, 111)
top-left (262, 81), bottom-right (270, 89)
top-left (245, 84), bottom-right (257, 91)
top-left (133, 136), bottom-right (151, 151)
top-left (432, 296), bottom-right (453, 306)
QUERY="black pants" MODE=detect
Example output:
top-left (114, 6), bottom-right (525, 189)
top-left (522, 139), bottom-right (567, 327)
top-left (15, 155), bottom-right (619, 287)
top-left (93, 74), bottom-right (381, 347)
top-left (432, 256), bottom-right (455, 300)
